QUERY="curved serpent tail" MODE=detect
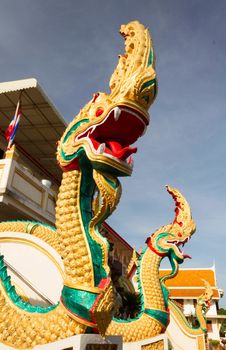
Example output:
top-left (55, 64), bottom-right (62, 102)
top-left (0, 253), bottom-right (86, 349)
top-left (0, 220), bottom-right (60, 252)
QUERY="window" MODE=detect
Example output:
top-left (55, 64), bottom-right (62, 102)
top-left (0, 148), bottom-right (4, 159)
top-left (207, 320), bottom-right (213, 332)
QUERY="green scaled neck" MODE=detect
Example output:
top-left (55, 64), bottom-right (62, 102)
top-left (60, 152), bottom-right (117, 327)
top-left (113, 247), bottom-right (169, 329)
top-left (79, 154), bottom-right (109, 285)
top-left (160, 252), bottom-right (179, 310)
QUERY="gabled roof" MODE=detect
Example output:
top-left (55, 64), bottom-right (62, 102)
top-left (167, 288), bottom-right (220, 299)
top-left (160, 267), bottom-right (221, 299)
top-left (0, 78), bottom-right (67, 185)
top-left (160, 268), bottom-right (217, 287)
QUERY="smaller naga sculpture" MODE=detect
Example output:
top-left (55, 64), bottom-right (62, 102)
top-left (168, 279), bottom-right (213, 350)
top-left (106, 185), bottom-right (196, 343)
top-left (0, 20), bottom-right (196, 350)
top-left (196, 279), bottom-right (213, 332)
top-left (169, 279), bottom-right (213, 332)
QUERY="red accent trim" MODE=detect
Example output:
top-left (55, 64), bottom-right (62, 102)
top-left (103, 222), bottom-right (133, 252)
top-left (127, 265), bottom-right (137, 279)
top-left (90, 294), bottom-right (102, 325)
top-left (92, 93), bottom-right (100, 103)
top-left (166, 307), bottom-right (170, 326)
top-left (98, 277), bottom-right (110, 290)
top-left (90, 278), bottom-right (111, 325)
top-left (60, 158), bottom-right (80, 172)
top-left (148, 240), bottom-right (166, 257)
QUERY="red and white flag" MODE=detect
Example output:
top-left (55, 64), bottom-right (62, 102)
top-left (5, 101), bottom-right (21, 149)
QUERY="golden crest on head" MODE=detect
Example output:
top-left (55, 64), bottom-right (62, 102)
top-left (110, 21), bottom-right (157, 117)
top-left (57, 21), bottom-right (157, 175)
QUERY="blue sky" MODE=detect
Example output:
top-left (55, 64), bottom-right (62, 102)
top-left (0, 0), bottom-right (225, 306)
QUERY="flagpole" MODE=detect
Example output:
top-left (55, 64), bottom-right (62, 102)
top-left (5, 91), bottom-right (23, 150)
top-left (13, 90), bottom-right (23, 123)
top-left (6, 100), bottom-right (20, 150)
top-left (14, 90), bottom-right (23, 120)
top-left (14, 100), bottom-right (20, 117)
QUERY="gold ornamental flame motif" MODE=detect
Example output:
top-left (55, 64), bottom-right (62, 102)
top-left (110, 21), bottom-right (157, 114)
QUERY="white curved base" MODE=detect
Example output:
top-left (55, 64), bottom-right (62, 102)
top-left (0, 231), bottom-right (64, 305)
top-left (166, 304), bottom-right (206, 350)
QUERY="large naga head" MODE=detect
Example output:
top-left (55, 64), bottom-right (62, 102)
top-left (57, 21), bottom-right (157, 176)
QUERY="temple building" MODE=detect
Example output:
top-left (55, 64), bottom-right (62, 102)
top-left (0, 78), bottom-right (64, 225)
top-left (160, 267), bottom-right (224, 341)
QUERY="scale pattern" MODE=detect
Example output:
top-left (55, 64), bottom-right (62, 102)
top-left (0, 294), bottom-right (86, 349)
top-left (142, 341), bottom-right (164, 350)
top-left (55, 170), bottom-right (93, 286)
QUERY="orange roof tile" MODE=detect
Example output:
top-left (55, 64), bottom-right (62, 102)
top-left (159, 268), bottom-right (216, 287)
top-left (168, 288), bottom-right (220, 299)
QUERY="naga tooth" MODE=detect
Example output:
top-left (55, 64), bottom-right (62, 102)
top-left (114, 107), bottom-right (122, 121)
top-left (97, 143), bottom-right (106, 154)
top-left (127, 155), bottom-right (134, 167)
top-left (89, 126), bottom-right (96, 135)
top-left (142, 125), bottom-right (147, 136)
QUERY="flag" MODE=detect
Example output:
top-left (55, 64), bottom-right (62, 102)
top-left (5, 101), bottom-right (21, 149)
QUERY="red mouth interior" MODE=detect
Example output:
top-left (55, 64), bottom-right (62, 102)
top-left (78, 107), bottom-right (147, 162)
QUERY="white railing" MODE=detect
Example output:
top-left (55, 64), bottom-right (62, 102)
top-left (0, 156), bottom-right (57, 224)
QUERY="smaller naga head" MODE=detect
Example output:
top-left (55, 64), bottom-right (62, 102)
top-left (147, 186), bottom-right (196, 266)
top-left (198, 279), bottom-right (213, 310)
top-left (57, 21), bottom-right (157, 176)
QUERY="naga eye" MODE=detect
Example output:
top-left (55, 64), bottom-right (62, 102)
top-left (96, 108), bottom-right (104, 117)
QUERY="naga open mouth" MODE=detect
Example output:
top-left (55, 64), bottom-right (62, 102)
top-left (76, 106), bottom-right (148, 169)
top-left (167, 237), bottom-right (191, 259)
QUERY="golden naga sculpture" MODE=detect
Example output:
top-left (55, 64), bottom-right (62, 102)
top-left (106, 185), bottom-right (196, 343)
top-left (0, 21), bottom-right (196, 349)
top-left (168, 279), bottom-right (213, 350)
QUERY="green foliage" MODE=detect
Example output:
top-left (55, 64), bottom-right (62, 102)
top-left (168, 339), bottom-right (173, 350)
top-left (218, 308), bottom-right (226, 315)
top-left (209, 338), bottom-right (225, 350)
top-left (121, 291), bottom-right (141, 319)
top-left (218, 308), bottom-right (226, 337)
top-left (220, 321), bottom-right (226, 337)
top-left (114, 290), bottom-right (141, 319)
